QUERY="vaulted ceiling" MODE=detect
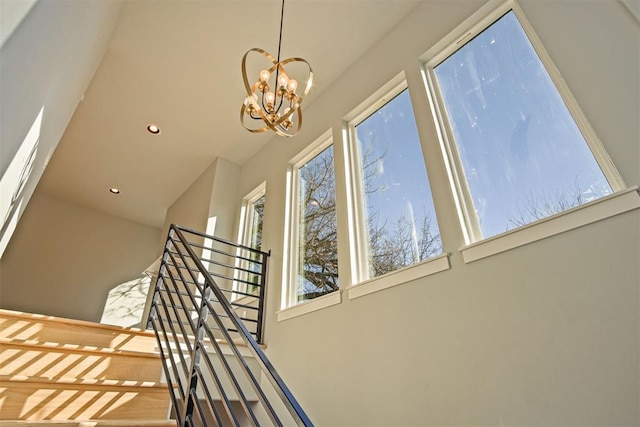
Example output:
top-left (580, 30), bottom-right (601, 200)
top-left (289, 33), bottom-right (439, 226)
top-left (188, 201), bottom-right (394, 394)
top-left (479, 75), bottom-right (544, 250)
top-left (35, 0), bottom-right (423, 227)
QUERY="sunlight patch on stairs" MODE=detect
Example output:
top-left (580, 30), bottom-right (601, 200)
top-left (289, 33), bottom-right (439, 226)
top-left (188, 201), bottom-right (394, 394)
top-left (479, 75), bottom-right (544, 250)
top-left (0, 309), bottom-right (174, 425)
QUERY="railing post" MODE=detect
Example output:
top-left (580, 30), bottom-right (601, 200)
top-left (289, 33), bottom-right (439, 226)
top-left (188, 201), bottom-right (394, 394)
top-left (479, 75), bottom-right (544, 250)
top-left (147, 230), bottom-right (171, 328)
top-left (180, 271), bottom-right (212, 425)
top-left (256, 249), bottom-right (270, 344)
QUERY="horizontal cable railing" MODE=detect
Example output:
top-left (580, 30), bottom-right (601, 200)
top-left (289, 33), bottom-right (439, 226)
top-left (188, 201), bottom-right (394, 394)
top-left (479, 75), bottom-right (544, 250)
top-left (148, 224), bottom-right (313, 426)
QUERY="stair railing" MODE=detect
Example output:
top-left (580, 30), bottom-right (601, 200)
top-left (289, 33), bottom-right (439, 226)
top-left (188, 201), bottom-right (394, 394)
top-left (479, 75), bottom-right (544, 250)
top-left (147, 224), bottom-right (313, 426)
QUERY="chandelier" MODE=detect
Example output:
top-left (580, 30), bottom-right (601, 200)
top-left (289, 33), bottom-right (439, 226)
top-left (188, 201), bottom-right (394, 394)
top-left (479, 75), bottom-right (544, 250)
top-left (240, 0), bottom-right (313, 137)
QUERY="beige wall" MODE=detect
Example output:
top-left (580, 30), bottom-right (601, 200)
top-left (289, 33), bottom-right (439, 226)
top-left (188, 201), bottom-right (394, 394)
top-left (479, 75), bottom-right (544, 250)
top-left (0, 192), bottom-right (160, 323)
top-left (230, 0), bottom-right (640, 424)
top-left (0, 0), bottom-right (124, 258)
top-left (157, 157), bottom-right (241, 250)
top-left (207, 157), bottom-right (241, 242)
top-left (159, 160), bottom-right (217, 252)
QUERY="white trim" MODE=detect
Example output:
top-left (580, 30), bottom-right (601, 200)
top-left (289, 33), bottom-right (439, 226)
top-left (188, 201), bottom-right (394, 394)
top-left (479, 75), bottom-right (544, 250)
top-left (233, 182), bottom-right (266, 300)
top-left (347, 254), bottom-right (450, 300)
top-left (339, 123), bottom-right (363, 286)
top-left (461, 187), bottom-right (640, 263)
top-left (345, 72), bottom-right (407, 125)
top-left (289, 129), bottom-right (334, 167)
top-left (276, 290), bottom-right (342, 322)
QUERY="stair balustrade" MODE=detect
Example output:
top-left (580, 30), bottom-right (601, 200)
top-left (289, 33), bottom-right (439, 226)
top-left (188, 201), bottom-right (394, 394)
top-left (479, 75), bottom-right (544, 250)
top-left (147, 224), bottom-right (313, 426)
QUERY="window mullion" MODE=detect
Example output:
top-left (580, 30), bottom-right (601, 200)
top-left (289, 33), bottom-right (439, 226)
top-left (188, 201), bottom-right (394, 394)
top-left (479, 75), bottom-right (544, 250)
top-left (425, 67), bottom-right (483, 244)
top-left (289, 167), bottom-right (302, 307)
top-left (347, 127), bottom-right (372, 283)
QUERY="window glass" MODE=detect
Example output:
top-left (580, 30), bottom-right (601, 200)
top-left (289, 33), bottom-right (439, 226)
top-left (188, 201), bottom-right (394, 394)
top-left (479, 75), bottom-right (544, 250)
top-left (296, 144), bottom-right (339, 301)
top-left (235, 187), bottom-right (265, 297)
top-left (433, 11), bottom-right (612, 239)
top-left (245, 193), bottom-right (265, 294)
top-left (354, 89), bottom-right (442, 278)
top-left (247, 194), bottom-right (265, 251)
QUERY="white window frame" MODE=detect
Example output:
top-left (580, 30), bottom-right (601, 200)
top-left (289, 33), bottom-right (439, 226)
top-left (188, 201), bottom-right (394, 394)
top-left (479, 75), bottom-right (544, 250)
top-left (343, 73), bottom-right (450, 299)
top-left (239, 182), bottom-right (266, 250)
top-left (421, 0), bottom-right (629, 248)
top-left (278, 130), bottom-right (341, 320)
top-left (233, 182), bottom-right (266, 300)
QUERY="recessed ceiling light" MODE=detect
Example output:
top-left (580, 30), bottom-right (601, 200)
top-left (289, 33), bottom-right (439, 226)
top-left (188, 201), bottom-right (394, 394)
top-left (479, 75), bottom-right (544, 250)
top-left (146, 124), bottom-right (161, 134)
top-left (109, 188), bottom-right (120, 194)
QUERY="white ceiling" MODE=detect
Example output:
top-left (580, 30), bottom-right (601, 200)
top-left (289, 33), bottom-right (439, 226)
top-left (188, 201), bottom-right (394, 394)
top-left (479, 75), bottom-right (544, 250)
top-left (35, 0), bottom-right (423, 228)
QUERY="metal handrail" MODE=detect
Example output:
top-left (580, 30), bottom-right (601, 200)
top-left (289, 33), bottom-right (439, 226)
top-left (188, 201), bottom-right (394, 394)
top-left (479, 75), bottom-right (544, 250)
top-left (148, 224), bottom-right (314, 426)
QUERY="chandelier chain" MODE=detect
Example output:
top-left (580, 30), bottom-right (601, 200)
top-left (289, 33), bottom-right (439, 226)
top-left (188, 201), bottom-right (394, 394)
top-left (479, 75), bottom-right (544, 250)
top-left (277, 0), bottom-right (285, 64)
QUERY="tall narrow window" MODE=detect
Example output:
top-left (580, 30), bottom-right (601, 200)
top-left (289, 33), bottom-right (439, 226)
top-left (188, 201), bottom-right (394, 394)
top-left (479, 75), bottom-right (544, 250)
top-left (350, 84), bottom-right (442, 281)
top-left (426, 6), bottom-right (623, 241)
top-left (236, 184), bottom-right (266, 296)
top-left (290, 139), bottom-right (339, 303)
top-left (246, 193), bottom-right (265, 253)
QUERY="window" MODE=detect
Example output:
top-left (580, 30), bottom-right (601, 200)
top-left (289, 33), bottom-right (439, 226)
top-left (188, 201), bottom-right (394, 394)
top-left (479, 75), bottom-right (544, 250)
top-left (425, 3), bottom-right (625, 243)
top-left (235, 183), bottom-right (265, 296)
top-left (245, 191), bottom-right (265, 254)
top-left (348, 81), bottom-right (443, 284)
top-left (287, 136), bottom-right (339, 306)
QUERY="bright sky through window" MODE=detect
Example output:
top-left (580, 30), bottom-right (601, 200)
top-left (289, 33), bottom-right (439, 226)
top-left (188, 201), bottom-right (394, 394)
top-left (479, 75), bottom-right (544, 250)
top-left (354, 89), bottom-right (442, 278)
top-left (434, 11), bottom-right (612, 239)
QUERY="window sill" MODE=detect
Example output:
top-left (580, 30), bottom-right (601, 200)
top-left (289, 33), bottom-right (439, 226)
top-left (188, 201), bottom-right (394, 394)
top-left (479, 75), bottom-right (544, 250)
top-left (347, 253), bottom-right (451, 300)
top-left (276, 291), bottom-right (342, 322)
top-left (461, 186), bottom-right (640, 263)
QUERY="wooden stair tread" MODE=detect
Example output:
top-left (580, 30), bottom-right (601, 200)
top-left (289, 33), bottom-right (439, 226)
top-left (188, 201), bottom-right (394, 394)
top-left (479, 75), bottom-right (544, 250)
top-left (0, 421), bottom-right (176, 426)
top-left (0, 309), bottom-right (157, 353)
top-left (0, 309), bottom-right (154, 338)
top-left (0, 374), bottom-right (170, 390)
top-left (0, 337), bottom-right (161, 359)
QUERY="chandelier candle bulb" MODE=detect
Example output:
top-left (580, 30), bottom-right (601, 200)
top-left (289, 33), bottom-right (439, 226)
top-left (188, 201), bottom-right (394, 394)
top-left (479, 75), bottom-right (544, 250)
top-left (278, 74), bottom-right (289, 87)
top-left (265, 91), bottom-right (275, 106)
top-left (259, 69), bottom-right (270, 82)
top-left (286, 79), bottom-right (298, 93)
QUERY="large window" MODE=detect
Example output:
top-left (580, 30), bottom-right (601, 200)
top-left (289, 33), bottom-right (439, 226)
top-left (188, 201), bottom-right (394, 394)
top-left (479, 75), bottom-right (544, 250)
top-left (425, 5), bottom-right (624, 242)
top-left (348, 83), bottom-right (442, 283)
top-left (288, 138), bottom-right (339, 304)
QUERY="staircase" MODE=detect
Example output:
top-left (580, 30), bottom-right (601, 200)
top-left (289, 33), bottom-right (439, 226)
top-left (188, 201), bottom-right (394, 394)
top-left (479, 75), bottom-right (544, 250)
top-left (0, 308), bottom-right (175, 426)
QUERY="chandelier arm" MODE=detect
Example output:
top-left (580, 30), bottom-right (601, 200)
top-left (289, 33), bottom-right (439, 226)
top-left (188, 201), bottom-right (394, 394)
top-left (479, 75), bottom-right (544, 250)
top-left (260, 85), bottom-right (268, 114)
top-left (276, 86), bottom-right (286, 113)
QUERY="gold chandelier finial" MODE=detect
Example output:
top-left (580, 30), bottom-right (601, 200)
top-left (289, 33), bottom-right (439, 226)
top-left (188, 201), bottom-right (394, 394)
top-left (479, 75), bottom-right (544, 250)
top-left (240, 0), bottom-right (313, 137)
